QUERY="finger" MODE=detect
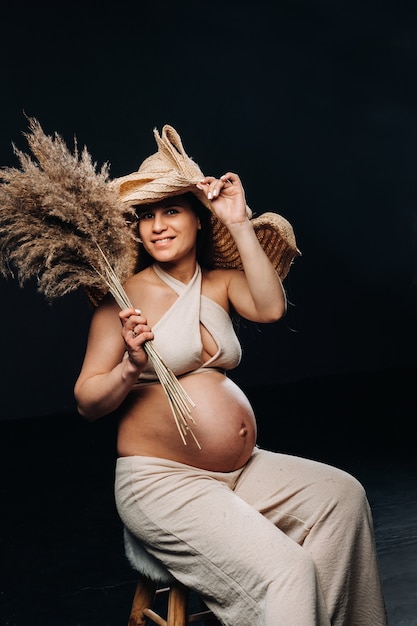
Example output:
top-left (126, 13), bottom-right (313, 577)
top-left (198, 176), bottom-right (217, 185)
top-left (220, 173), bottom-right (236, 185)
top-left (209, 175), bottom-right (237, 199)
top-left (119, 307), bottom-right (142, 324)
top-left (129, 321), bottom-right (152, 338)
top-left (129, 323), bottom-right (143, 338)
top-left (129, 329), bottom-right (154, 345)
top-left (197, 175), bottom-right (235, 200)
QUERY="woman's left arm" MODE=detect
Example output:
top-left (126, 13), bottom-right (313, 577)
top-left (196, 173), bottom-right (287, 323)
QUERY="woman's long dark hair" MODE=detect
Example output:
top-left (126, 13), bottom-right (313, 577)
top-left (135, 193), bottom-right (215, 271)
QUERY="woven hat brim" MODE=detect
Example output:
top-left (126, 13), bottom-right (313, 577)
top-left (212, 211), bottom-right (301, 280)
top-left (115, 176), bottom-right (208, 209)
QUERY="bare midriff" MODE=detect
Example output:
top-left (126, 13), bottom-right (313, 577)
top-left (117, 370), bottom-right (257, 472)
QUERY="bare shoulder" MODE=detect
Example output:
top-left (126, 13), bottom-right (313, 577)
top-left (93, 291), bottom-right (120, 319)
top-left (123, 267), bottom-right (161, 306)
top-left (202, 268), bottom-right (243, 308)
top-left (202, 267), bottom-right (243, 286)
top-left (90, 270), bottom-right (151, 323)
top-left (123, 267), bottom-right (177, 325)
top-left (123, 267), bottom-right (154, 290)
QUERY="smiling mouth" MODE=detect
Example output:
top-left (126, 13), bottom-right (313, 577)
top-left (152, 237), bottom-right (174, 244)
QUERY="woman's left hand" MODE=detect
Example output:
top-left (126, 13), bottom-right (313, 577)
top-left (196, 172), bottom-right (248, 227)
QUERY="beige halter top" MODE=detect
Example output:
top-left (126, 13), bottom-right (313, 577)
top-left (136, 263), bottom-right (242, 384)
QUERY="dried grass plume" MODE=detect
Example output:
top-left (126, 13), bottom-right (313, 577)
top-left (0, 117), bottom-right (138, 303)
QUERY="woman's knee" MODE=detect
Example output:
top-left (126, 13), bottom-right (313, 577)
top-left (321, 469), bottom-right (371, 528)
top-left (336, 470), bottom-right (368, 507)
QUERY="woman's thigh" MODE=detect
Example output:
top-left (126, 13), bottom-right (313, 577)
top-left (233, 448), bottom-right (366, 543)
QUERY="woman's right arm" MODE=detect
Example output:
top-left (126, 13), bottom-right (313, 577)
top-left (74, 296), bottom-right (153, 421)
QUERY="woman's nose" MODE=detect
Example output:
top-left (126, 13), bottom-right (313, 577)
top-left (152, 211), bottom-right (167, 232)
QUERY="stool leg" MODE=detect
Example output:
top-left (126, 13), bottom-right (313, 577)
top-left (129, 575), bottom-right (157, 626)
top-left (167, 582), bottom-right (188, 626)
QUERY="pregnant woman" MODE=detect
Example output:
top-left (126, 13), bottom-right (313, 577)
top-left (74, 125), bottom-right (387, 626)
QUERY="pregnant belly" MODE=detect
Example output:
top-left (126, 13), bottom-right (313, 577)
top-left (117, 370), bottom-right (257, 472)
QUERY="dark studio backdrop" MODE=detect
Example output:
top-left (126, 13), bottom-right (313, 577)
top-left (1, 1), bottom-right (416, 449)
top-left (1, 3), bottom-right (417, 625)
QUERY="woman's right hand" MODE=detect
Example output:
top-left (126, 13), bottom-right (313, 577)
top-left (120, 307), bottom-right (154, 370)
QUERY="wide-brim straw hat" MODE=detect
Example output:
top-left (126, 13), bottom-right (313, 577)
top-left (112, 125), bottom-right (301, 280)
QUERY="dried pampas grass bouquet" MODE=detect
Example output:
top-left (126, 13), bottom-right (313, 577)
top-left (0, 117), bottom-right (198, 447)
top-left (0, 117), bottom-right (138, 303)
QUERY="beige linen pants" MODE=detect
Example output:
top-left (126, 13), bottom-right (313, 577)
top-left (115, 447), bottom-right (387, 626)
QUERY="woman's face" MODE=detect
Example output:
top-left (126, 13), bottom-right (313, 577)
top-left (137, 195), bottom-right (201, 264)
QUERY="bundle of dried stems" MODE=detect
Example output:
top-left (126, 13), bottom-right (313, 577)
top-left (0, 117), bottom-right (199, 447)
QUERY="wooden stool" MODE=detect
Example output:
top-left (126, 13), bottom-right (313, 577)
top-left (124, 527), bottom-right (222, 626)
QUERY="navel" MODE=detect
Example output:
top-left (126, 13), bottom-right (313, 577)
top-left (238, 424), bottom-right (248, 437)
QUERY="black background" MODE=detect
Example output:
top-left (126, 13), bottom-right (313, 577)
top-left (1, 3), bottom-right (417, 624)
top-left (1, 0), bottom-right (416, 421)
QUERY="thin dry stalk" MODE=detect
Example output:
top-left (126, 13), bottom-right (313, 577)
top-left (95, 244), bottom-right (199, 447)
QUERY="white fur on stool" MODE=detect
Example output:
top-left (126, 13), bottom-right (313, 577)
top-left (124, 527), bottom-right (176, 584)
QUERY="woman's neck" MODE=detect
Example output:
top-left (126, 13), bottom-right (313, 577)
top-left (153, 259), bottom-right (198, 284)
